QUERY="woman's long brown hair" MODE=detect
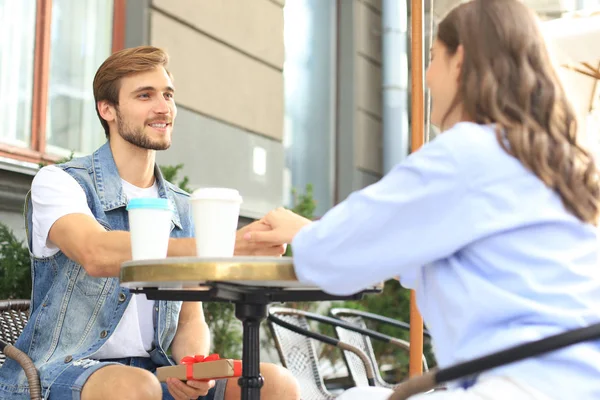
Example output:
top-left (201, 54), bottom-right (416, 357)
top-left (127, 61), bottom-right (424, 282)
top-left (438, 0), bottom-right (600, 225)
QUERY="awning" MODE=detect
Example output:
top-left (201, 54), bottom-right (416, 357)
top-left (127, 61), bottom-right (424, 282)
top-left (543, 12), bottom-right (600, 80)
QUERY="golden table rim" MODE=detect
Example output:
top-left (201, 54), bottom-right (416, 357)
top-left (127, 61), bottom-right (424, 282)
top-left (120, 256), bottom-right (298, 284)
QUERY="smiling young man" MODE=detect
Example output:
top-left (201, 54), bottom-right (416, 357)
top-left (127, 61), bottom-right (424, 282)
top-left (0, 46), bottom-right (299, 400)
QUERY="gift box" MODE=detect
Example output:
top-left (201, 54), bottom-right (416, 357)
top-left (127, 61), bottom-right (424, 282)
top-left (157, 354), bottom-right (242, 382)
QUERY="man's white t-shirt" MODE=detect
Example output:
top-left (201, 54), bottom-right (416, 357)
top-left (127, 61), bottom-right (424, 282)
top-left (31, 165), bottom-right (157, 359)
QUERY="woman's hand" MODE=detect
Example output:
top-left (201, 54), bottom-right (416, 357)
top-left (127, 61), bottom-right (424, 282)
top-left (244, 207), bottom-right (312, 245)
top-left (166, 377), bottom-right (215, 399)
top-left (234, 220), bottom-right (287, 256)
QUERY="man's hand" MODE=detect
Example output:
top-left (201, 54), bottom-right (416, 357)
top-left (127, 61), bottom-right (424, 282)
top-left (234, 220), bottom-right (287, 256)
top-left (166, 378), bottom-right (215, 399)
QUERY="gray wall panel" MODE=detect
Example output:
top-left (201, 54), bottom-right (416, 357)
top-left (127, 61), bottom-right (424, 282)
top-left (0, 210), bottom-right (27, 241)
top-left (336, 0), bottom-right (357, 204)
top-left (156, 107), bottom-right (284, 219)
top-left (354, 168), bottom-right (381, 191)
top-left (0, 166), bottom-right (34, 240)
top-left (125, 0), bottom-right (150, 48)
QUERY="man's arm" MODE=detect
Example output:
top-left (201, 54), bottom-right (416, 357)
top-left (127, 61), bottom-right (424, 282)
top-left (49, 215), bottom-right (286, 278)
top-left (48, 214), bottom-right (196, 277)
top-left (170, 301), bottom-right (211, 363)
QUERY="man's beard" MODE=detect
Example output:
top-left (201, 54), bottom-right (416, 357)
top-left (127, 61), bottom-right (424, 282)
top-left (116, 109), bottom-right (171, 151)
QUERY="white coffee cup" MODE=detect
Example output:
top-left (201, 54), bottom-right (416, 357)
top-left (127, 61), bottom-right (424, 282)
top-left (127, 198), bottom-right (172, 260)
top-left (190, 188), bottom-right (243, 257)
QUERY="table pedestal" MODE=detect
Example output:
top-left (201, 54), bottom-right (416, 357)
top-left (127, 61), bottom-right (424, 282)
top-left (235, 303), bottom-right (266, 400)
top-left (135, 284), bottom-right (380, 400)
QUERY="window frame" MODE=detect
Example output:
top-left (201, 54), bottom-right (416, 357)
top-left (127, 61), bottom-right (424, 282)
top-left (0, 0), bottom-right (126, 164)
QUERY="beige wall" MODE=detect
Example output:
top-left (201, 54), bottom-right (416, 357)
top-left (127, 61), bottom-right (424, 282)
top-left (354, 0), bottom-right (383, 176)
top-left (357, 0), bottom-right (382, 62)
top-left (150, 0), bottom-right (284, 141)
top-left (355, 112), bottom-right (383, 173)
top-left (152, 0), bottom-right (284, 68)
top-left (362, 0), bottom-right (382, 12)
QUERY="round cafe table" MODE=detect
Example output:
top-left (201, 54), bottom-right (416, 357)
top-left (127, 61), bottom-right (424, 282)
top-left (120, 256), bottom-right (382, 400)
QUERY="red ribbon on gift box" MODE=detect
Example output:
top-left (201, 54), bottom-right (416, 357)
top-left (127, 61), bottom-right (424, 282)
top-left (180, 354), bottom-right (242, 381)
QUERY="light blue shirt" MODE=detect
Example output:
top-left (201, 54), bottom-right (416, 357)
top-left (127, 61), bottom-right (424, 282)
top-left (292, 122), bottom-right (600, 399)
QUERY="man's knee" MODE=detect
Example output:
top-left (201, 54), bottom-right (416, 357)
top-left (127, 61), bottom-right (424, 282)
top-left (82, 365), bottom-right (162, 400)
top-left (260, 363), bottom-right (300, 400)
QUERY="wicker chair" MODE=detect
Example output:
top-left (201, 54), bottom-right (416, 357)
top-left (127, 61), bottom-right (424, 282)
top-left (0, 300), bottom-right (41, 400)
top-left (267, 307), bottom-right (378, 400)
top-left (329, 308), bottom-right (430, 388)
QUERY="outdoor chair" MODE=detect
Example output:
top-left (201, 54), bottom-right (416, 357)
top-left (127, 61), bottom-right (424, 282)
top-left (329, 308), bottom-right (430, 388)
top-left (0, 299), bottom-right (41, 400)
top-left (267, 306), bottom-right (378, 400)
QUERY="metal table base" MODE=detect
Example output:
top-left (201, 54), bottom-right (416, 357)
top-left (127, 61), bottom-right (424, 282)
top-left (121, 257), bottom-right (382, 400)
top-left (133, 283), bottom-right (378, 400)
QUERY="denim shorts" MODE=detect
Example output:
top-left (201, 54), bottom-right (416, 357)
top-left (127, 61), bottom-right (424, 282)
top-left (46, 357), bottom-right (228, 400)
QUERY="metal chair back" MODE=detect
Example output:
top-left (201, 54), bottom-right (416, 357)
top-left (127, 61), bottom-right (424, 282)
top-left (329, 311), bottom-right (394, 388)
top-left (330, 307), bottom-right (430, 389)
top-left (267, 307), bottom-right (337, 400)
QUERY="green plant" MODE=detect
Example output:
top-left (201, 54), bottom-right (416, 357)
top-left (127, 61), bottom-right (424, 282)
top-left (200, 302), bottom-right (242, 358)
top-left (160, 164), bottom-right (192, 193)
top-left (284, 183), bottom-right (316, 258)
top-left (0, 152), bottom-right (77, 301)
top-left (0, 223), bottom-right (31, 300)
top-left (202, 301), bottom-right (242, 358)
top-left (290, 183), bottom-right (317, 220)
top-left (159, 164), bottom-right (242, 358)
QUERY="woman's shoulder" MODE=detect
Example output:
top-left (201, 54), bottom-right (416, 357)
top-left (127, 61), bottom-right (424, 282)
top-left (439, 122), bottom-right (497, 146)
top-left (436, 122), bottom-right (508, 161)
top-left (432, 122), bottom-right (527, 184)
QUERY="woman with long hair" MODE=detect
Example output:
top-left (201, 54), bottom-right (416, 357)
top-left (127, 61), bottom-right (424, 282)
top-left (246, 0), bottom-right (600, 398)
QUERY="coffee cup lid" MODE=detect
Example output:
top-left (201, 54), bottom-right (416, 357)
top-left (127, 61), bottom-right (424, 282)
top-left (126, 198), bottom-right (171, 211)
top-left (191, 188), bottom-right (243, 203)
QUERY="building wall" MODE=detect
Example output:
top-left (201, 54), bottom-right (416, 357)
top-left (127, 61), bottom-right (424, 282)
top-left (356, 0), bottom-right (383, 177)
top-left (337, 0), bottom-right (384, 203)
top-left (124, 0), bottom-right (286, 219)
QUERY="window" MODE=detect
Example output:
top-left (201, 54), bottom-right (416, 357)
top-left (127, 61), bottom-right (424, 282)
top-left (46, 0), bottom-right (114, 157)
top-left (0, 0), bottom-right (36, 148)
top-left (0, 0), bottom-right (124, 164)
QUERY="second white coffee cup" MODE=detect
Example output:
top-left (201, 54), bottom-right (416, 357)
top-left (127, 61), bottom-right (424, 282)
top-left (190, 188), bottom-right (243, 257)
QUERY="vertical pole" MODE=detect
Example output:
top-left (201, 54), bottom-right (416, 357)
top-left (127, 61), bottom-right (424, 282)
top-left (112, 0), bottom-right (127, 53)
top-left (409, 0), bottom-right (425, 378)
top-left (31, 0), bottom-right (52, 155)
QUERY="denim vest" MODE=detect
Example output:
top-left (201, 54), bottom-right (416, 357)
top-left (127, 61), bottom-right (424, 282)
top-left (0, 143), bottom-right (193, 398)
